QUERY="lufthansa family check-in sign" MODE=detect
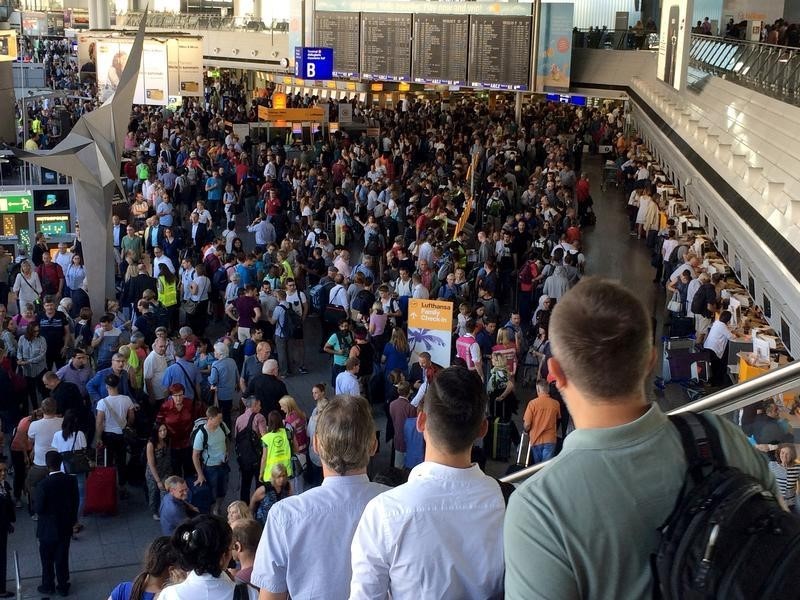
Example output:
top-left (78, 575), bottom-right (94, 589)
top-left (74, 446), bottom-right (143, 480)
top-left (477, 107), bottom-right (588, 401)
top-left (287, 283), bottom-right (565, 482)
top-left (294, 47), bottom-right (334, 80)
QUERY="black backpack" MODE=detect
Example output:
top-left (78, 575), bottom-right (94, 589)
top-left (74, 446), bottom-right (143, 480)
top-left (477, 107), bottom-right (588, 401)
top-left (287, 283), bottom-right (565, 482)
top-left (278, 302), bottom-right (302, 338)
top-left (352, 288), bottom-right (375, 316)
top-left (653, 412), bottom-right (800, 599)
top-left (365, 232), bottom-right (382, 256)
top-left (234, 412), bottom-right (262, 471)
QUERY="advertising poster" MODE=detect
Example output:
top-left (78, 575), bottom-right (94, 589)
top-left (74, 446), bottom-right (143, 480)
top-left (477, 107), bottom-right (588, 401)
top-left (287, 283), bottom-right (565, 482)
top-left (408, 298), bottom-right (453, 368)
top-left (657, 0), bottom-right (694, 91)
top-left (168, 38), bottom-right (203, 97)
top-left (97, 39), bottom-right (168, 105)
top-left (536, 2), bottom-right (574, 93)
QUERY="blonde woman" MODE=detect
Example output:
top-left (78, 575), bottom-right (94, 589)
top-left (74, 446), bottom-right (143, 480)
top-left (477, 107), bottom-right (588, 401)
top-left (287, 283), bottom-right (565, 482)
top-left (487, 352), bottom-right (517, 422)
top-left (382, 327), bottom-right (410, 378)
top-left (12, 260), bottom-right (42, 312)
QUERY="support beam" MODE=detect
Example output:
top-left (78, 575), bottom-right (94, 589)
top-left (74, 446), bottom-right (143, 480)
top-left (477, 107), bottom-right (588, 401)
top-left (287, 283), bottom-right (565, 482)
top-left (74, 180), bottom-right (116, 314)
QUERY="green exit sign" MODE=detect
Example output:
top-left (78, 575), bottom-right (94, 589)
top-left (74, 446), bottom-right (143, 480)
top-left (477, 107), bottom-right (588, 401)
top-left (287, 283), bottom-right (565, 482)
top-left (0, 192), bottom-right (32, 213)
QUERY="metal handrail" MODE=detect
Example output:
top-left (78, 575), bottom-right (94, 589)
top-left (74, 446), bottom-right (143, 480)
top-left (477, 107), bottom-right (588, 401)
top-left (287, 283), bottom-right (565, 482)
top-left (500, 360), bottom-right (800, 484)
top-left (693, 32), bottom-right (800, 53)
top-left (689, 33), bottom-right (800, 106)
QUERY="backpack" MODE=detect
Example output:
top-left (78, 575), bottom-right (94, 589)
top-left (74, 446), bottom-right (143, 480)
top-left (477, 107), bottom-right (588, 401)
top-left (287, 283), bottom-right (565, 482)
top-left (310, 281), bottom-right (335, 313)
top-left (667, 244), bottom-right (688, 273)
top-left (190, 418), bottom-right (231, 460)
top-left (278, 302), bottom-right (302, 338)
top-left (186, 166), bottom-right (199, 185)
top-left (690, 286), bottom-right (708, 315)
top-left (365, 232), bottom-right (382, 256)
top-left (653, 412), bottom-right (800, 600)
top-left (234, 412), bottom-right (262, 471)
top-left (212, 266), bottom-right (229, 293)
top-left (352, 288), bottom-right (375, 316)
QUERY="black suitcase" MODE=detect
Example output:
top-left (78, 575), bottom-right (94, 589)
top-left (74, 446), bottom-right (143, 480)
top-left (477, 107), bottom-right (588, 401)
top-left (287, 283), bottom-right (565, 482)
top-left (669, 317), bottom-right (695, 338)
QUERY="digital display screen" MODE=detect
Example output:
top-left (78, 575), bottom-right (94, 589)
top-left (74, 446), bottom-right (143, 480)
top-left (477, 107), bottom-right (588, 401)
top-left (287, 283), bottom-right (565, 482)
top-left (33, 188), bottom-right (70, 212)
top-left (468, 15), bottom-right (532, 90)
top-left (412, 15), bottom-right (469, 86)
top-left (360, 13), bottom-right (412, 82)
top-left (314, 11), bottom-right (360, 79)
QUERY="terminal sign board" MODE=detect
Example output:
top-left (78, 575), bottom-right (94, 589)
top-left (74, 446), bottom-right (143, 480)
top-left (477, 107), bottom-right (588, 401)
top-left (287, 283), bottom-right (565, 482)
top-left (295, 47), bottom-right (334, 80)
top-left (0, 192), bottom-right (32, 214)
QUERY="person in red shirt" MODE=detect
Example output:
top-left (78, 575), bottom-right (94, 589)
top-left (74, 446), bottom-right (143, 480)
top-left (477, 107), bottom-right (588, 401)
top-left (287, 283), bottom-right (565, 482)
top-left (575, 172), bottom-right (591, 218)
top-left (157, 384), bottom-right (195, 478)
top-left (265, 189), bottom-right (281, 217)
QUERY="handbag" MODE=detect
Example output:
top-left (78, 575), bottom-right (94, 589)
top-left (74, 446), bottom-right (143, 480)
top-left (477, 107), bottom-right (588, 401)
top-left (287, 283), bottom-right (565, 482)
top-left (183, 279), bottom-right (207, 315)
top-left (182, 298), bottom-right (199, 314)
top-left (667, 291), bottom-right (683, 313)
top-left (61, 434), bottom-right (92, 474)
top-left (324, 285), bottom-right (348, 324)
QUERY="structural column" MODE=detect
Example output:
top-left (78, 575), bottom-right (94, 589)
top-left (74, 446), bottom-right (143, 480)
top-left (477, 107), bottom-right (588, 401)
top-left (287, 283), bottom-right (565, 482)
top-left (74, 180), bottom-right (116, 316)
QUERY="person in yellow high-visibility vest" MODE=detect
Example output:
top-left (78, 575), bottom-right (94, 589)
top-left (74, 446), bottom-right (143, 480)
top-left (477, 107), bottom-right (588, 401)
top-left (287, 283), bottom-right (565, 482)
top-left (157, 263), bottom-right (179, 332)
top-left (260, 410), bottom-right (294, 481)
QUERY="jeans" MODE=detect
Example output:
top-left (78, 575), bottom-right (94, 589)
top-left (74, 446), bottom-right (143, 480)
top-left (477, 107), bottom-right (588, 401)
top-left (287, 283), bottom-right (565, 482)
top-left (331, 363), bottom-right (345, 389)
top-left (101, 432), bottom-right (127, 486)
top-left (275, 335), bottom-right (290, 376)
top-left (203, 463), bottom-right (230, 499)
top-left (531, 443), bottom-right (556, 464)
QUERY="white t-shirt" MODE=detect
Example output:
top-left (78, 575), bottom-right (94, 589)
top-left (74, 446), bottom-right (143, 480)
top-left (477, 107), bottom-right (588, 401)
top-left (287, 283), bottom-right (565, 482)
top-left (28, 417), bottom-right (64, 466)
top-left (51, 431), bottom-right (88, 472)
top-left (97, 394), bottom-right (135, 434)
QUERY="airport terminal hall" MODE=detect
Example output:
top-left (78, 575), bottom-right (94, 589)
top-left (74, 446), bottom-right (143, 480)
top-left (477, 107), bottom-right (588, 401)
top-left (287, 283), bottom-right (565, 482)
top-left (2, 0), bottom-right (800, 598)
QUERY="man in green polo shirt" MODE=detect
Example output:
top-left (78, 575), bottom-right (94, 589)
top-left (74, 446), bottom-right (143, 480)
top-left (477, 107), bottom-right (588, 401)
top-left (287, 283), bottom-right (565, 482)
top-left (504, 278), bottom-right (776, 600)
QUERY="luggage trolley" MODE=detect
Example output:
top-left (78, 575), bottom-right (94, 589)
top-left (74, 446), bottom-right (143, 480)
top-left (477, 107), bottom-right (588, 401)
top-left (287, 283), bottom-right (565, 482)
top-left (601, 161), bottom-right (619, 192)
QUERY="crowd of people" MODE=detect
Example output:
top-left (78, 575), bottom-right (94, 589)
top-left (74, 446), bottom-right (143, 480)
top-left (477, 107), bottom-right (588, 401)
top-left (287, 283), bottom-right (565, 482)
top-left (0, 58), bottom-right (791, 598)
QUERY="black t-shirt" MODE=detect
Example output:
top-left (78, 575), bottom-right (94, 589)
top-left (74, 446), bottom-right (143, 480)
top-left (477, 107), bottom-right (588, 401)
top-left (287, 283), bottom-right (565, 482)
top-left (38, 312), bottom-right (69, 349)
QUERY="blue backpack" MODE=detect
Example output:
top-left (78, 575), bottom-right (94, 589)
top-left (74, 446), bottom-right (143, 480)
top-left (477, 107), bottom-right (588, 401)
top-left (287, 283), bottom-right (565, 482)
top-left (403, 417), bottom-right (425, 469)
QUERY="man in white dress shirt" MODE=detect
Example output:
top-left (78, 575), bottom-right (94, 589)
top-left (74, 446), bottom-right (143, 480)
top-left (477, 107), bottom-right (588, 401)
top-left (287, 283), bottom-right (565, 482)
top-left (349, 365), bottom-right (506, 599)
top-left (252, 394), bottom-right (387, 600)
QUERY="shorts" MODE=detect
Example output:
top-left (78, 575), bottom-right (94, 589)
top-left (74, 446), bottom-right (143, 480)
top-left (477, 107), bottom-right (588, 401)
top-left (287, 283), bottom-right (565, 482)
top-left (203, 463), bottom-right (230, 499)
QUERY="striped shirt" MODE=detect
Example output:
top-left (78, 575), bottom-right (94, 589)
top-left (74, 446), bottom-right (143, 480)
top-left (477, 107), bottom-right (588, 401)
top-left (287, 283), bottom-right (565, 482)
top-left (768, 461), bottom-right (800, 505)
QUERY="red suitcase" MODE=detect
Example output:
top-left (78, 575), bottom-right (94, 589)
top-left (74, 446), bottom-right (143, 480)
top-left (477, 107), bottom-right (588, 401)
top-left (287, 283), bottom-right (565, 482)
top-left (83, 449), bottom-right (118, 516)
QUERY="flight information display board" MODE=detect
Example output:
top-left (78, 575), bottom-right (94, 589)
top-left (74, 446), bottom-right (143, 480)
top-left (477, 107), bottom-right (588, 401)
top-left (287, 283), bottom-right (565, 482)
top-left (411, 14), bottom-right (469, 86)
top-left (360, 13), bottom-right (412, 82)
top-left (314, 11), bottom-right (360, 78)
top-left (468, 15), bottom-right (532, 90)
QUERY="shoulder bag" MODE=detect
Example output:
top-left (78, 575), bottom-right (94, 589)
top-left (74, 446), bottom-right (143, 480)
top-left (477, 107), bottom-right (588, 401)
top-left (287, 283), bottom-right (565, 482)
top-left (103, 397), bottom-right (138, 446)
top-left (61, 433), bottom-right (92, 474)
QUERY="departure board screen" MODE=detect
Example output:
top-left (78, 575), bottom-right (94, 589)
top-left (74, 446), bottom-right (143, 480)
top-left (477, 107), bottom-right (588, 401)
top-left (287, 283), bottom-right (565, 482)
top-left (360, 13), bottom-right (412, 82)
top-left (412, 14), bottom-right (469, 85)
top-left (314, 11), bottom-right (360, 78)
top-left (468, 15), bottom-right (532, 90)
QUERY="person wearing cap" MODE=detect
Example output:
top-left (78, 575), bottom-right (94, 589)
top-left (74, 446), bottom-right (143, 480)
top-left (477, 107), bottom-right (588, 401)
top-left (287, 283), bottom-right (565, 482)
top-left (234, 396), bottom-right (267, 502)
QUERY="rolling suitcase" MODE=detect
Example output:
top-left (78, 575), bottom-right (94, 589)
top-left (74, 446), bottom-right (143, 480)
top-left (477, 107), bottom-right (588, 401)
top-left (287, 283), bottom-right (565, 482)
top-left (84, 449), bottom-right (118, 516)
top-left (505, 432), bottom-right (532, 476)
top-left (491, 418), bottom-right (512, 462)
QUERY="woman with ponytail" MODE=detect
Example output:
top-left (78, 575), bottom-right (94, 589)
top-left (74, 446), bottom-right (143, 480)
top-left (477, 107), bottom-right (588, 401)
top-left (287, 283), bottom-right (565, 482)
top-left (107, 536), bottom-right (177, 600)
top-left (160, 514), bottom-right (236, 599)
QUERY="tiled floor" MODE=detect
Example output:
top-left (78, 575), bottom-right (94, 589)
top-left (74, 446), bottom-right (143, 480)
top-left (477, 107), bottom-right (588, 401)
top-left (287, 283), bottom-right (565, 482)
top-left (6, 156), bottom-right (681, 597)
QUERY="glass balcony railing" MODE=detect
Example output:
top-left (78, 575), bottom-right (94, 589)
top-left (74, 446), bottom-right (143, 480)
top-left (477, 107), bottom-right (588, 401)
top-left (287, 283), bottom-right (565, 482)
top-left (689, 33), bottom-right (800, 106)
top-left (118, 11), bottom-right (290, 32)
top-left (502, 360), bottom-right (800, 484)
top-left (572, 28), bottom-right (659, 51)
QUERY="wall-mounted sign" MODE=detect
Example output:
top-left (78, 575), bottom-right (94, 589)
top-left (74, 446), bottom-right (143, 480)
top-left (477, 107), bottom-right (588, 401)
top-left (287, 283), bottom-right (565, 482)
top-left (263, 107), bottom-right (326, 121)
top-left (35, 213), bottom-right (70, 236)
top-left (0, 192), bottom-right (32, 214)
top-left (294, 47), bottom-right (334, 80)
